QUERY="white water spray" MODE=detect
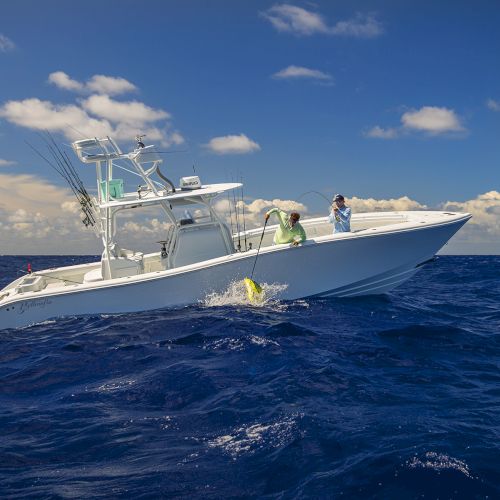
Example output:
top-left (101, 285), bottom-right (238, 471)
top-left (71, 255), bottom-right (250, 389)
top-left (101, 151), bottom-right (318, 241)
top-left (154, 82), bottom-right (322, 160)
top-left (202, 280), bottom-right (288, 308)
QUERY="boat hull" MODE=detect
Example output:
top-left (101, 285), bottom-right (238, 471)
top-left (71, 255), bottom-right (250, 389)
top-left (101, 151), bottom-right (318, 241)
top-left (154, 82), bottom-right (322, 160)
top-left (0, 214), bottom-right (469, 330)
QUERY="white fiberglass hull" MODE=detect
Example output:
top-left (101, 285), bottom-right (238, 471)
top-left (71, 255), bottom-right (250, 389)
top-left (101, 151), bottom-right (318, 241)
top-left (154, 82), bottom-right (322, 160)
top-left (0, 212), bottom-right (470, 330)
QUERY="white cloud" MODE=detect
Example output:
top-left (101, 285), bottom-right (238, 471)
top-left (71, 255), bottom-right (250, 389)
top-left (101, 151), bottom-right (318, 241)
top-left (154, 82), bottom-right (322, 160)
top-left (261, 4), bottom-right (383, 38)
top-left (329, 13), bottom-right (383, 38)
top-left (273, 65), bottom-right (333, 82)
top-left (206, 134), bottom-right (261, 155)
top-left (82, 94), bottom-right (169, 123)
top-left (364, 126), bottom-right (398, 139)
top-left (261, 4), bottom-right (329, 35)
top-left (487, 99), bottom-right (500, 112)
top-left (123, 218), bottom-right (171, 235)
top-left (0, 173), bottom-right (95, 252)
top-left (214, 197), bottom-right (308, 229)
top-left (348, 195), bottom-right (427, 212)
top-left (402, 106), bottom-right (464, 134)
top-left (0, 34), bottom-right (15, 52)
top-left (441, 191), bottom-right (500, 237)
top-left (48, 71), bottom-right (84, 92)
top-left (0, 158), bottom-right (16, 166)
top-left (86, 75), bottom-right (137, 95)
top-left (0, 98), bottom-right (113, 140)
top-left (367, 106), bottom-right (466, 139)
top-left (1, 73), bottom-right (184, 147)
top-left (48, 71), bottom-right (137, 96)
top-left (0, 173), bottom-right (75, 217)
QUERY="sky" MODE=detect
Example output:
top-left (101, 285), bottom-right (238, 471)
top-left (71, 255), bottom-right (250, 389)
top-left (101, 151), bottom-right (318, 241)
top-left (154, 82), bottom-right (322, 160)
top-left (0, 0), bottom-right (499, 254)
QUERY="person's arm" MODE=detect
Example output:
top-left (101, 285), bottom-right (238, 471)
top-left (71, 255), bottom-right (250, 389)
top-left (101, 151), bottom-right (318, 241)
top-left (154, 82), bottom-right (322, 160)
top-left (276, 210), bottom-right (289, 230)
top-left (328, 207), bottom-right (341, 223)
top-left (265, 207), bottom-right (280, 222)
top-left (266, 208), bottom-right (288, 230)
top-left (337, 207), bottom-right (351, 223)
top-left (298, 224), bottom-right (306, 242)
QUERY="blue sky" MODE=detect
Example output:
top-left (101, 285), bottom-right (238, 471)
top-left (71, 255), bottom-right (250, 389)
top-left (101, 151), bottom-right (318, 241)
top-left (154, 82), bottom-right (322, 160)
top-left (0, 1), bottom-right (499, 253)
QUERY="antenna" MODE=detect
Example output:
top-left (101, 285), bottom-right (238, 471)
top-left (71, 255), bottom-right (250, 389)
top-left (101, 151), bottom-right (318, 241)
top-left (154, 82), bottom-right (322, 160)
top-left (226, 183), bottom-right (235, 241)
top-left (240, 175), bottom-right (248, 251)
top-left (232, 174), bottom-right (241, 252)
top-left (135, 134), bottom-right (146, 149)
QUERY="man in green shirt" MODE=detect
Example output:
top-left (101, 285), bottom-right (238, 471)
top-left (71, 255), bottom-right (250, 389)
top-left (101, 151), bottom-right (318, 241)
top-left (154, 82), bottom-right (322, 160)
top-left (265, 208), bottom-right (306, 246)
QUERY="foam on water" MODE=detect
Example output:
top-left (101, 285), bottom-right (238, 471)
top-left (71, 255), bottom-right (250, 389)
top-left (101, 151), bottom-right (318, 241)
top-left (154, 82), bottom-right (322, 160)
top-left (407, 451), bottom-right (473, 478)
top-left (207, 414), bottom-right (302, 458)
top-left (203, 334), bottom-right (280, 351)
top-left (202, 279), bottom-right (288, 308)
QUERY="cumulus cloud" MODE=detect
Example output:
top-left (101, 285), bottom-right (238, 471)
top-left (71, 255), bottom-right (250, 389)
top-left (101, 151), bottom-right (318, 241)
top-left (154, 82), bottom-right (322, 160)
top-left (82, 94), bottom-right (169, 123)
top-left (0, 34), bottom-right (15, 52)
top-left (348, 195), bottom-right (427, 212)
top-left (206, 134), bottom-right (261, 155)
top-left (0, 98), bottom-right (113, 140)
top-left (441, 191), bottom-right (500, 237)
top-left (0, 73), bottom-right (184, 147)
top-left (86, 75), bottom-right (137, 95)
top-left (214, 197), bottom-right (308, 229)
top-left (402, 106), bottom-right (464, 134)
top-left (261, 4), bottom-right (383, 38)
top-left (487, 99), bottom-right (500, 112)
top-left (364, 126), bottom-right (398, 139)
top-left (272, 65), bottom-right (333, 83)
top-left (48, 71), bottom-right (84, 92)
top-left (0, 158), bottom-right (16, 166)
top-left (48, 71), bottom-right (136, 95)
top-left (0, 173), bottom-right (75, 217)
top-left (0, 173), bottom-right (95, 253)
top-left (367, 106), bottom-right (466, 139)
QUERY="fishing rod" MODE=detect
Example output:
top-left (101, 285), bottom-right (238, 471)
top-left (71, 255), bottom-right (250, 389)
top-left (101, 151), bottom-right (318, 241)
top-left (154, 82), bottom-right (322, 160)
top-left (45, 134), bottom-right (97, 227)
top-left (27, 134), bottom-right (97, 228)
top-left (297, 190), bottom-right (333, 208)
top-left (249, 218), bottom-right (269, 281)
top-left (18, 268), bottom-right (82, 285)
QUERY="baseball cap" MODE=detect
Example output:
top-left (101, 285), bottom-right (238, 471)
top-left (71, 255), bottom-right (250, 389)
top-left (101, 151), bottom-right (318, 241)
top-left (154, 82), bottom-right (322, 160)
top-left (333, 194), bottom-right (345, 202)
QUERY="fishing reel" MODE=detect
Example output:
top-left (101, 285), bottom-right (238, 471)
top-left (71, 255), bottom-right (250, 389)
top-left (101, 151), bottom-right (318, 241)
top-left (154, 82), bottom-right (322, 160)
top-left (157, 240), bottom-right (168, 259)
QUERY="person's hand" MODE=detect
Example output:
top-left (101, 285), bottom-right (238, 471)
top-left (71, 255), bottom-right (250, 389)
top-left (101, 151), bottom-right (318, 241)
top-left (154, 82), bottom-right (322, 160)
top-left (265, 213), bottom-right (270, 221)
top-left (333, 207), bottom-right (339, 213)
top-left (292, 241), bottom-right (299, 246)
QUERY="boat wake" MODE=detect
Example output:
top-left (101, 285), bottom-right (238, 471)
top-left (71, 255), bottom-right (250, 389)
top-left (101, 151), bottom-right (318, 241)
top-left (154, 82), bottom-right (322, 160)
top-left (202, 280), bottom-right (288, 308)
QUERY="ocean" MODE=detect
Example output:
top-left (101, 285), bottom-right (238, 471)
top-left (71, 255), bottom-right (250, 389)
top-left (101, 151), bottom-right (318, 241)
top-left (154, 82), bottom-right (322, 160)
top-left (0, 255), bottom-right (499, 499)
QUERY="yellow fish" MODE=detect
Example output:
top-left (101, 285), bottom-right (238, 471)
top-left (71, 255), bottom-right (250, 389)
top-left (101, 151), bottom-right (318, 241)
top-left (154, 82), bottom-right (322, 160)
top-left (244, 278), bottom-right (264, 303)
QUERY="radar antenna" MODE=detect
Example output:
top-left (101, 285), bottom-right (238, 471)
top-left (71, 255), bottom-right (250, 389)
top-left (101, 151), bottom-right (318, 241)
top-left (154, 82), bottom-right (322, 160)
top-left (135, 134), bottom-right (146, 149)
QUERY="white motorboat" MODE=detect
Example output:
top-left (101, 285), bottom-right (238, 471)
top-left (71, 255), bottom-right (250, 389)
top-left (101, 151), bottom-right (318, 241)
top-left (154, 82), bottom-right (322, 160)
top-left (0, 136), bottom-right (470, 330)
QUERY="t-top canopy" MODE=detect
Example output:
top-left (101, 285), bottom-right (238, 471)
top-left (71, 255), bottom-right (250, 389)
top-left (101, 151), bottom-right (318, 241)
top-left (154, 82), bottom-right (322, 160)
top-left (98, 182), bottom-right (242, 209)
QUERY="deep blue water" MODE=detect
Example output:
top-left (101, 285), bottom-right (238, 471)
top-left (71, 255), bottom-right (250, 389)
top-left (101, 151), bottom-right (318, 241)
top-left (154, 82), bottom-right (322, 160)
top-left (0, 255), bottom-right (499, 499)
